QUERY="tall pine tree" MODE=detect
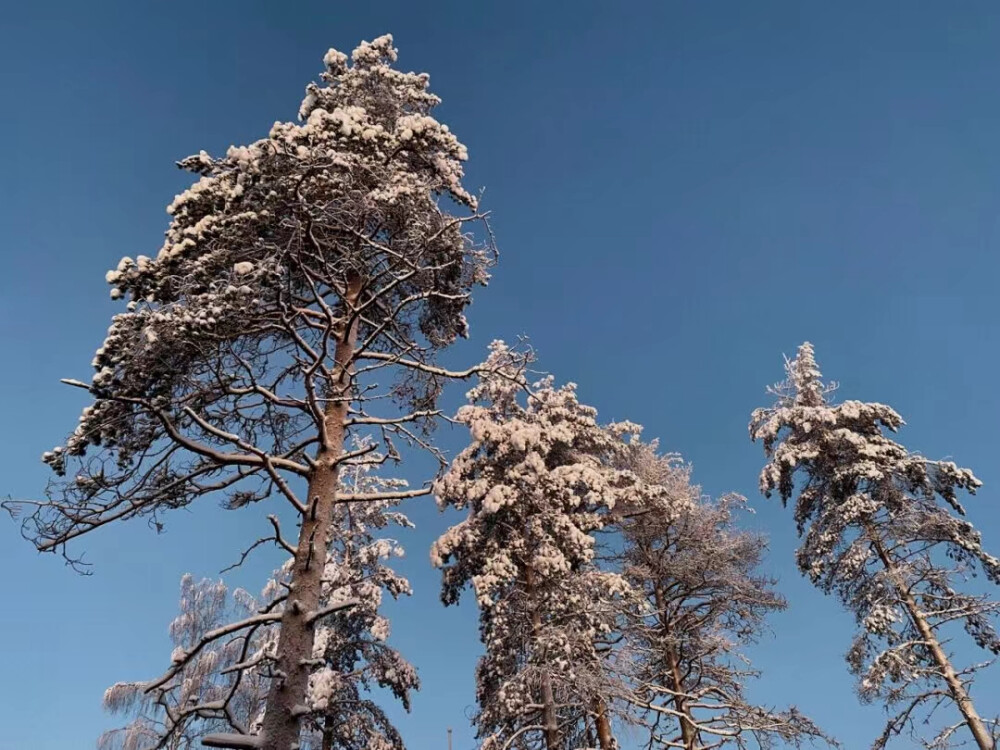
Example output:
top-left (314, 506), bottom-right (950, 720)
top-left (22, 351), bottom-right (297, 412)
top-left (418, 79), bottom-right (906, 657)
top-left (751, 343), bottom-right (1000, 750)
top-left (6, 34), bottom-right (521, 750)
top-left (431, 343), bottom-right (668, 750)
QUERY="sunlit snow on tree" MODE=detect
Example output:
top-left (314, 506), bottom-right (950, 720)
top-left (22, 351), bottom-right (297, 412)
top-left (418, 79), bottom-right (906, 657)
top-left (432, 343), bottom-right (675, 750)
top-left (751, 343), bottom-right (1000, 750)
top-left (101, 440), bottom-right (417, 750)
top-left (6, 33), bottom-right (528, 750)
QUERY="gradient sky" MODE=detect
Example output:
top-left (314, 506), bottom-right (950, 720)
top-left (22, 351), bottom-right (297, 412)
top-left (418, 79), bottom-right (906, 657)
top-left (2, 2), bottom-right (1000, 749)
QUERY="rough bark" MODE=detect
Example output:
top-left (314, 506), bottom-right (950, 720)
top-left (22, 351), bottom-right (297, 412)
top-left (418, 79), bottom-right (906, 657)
top-left (258, 274), bottom-right (362, 750)
top-left (869, 529), bottom-right (995, 750)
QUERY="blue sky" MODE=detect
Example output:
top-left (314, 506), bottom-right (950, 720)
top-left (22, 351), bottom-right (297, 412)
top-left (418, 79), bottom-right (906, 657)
top-left (2, 2), bottom-right (1000, 748)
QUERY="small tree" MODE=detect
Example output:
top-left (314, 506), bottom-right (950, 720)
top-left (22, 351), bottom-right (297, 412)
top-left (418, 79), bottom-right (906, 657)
top-left (100, 575), bottom-right (271, 750)
top-left (431, 344), bottom-right (669, 750)
top-left (102, 439), bottom-right (418, 750)
top-left (615, 439), bottom-right (832, 750)
top-left (750, 343), bottom-right (1000, 750)
top-left (7, 34), bottom-right (521, 750)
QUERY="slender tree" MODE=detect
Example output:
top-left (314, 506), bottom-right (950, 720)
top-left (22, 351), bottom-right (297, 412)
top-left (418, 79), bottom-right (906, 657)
top-left (102, 438), bottom-right (418, 750)
top-left (431, 344), bottom-right (669, 750)
top-left (750, 343), bottom-right (1000, 750)
top-left (5, 34), bottom-right (522, 750)
top-left (614, 439), bottom-right (832, 750)
top-left (100, 575), bottom-right (271, 750)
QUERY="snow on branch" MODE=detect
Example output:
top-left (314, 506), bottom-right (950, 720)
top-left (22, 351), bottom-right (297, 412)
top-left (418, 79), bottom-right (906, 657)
top-left (202, 733), bottom-right (263, 749)
top-left (101, 436), bottom-right (420, 750)
top-left (752, 342), bottom-right (999, 750)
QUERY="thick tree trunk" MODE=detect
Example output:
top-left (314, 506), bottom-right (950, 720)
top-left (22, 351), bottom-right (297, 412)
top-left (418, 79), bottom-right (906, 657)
top-left (525, 566), bottom-right (560, 750)
top-left (654, 586), bottom-right (697, 750)
top-left (257, 274), bottom-right (363, 750)
top-left (869, 530), bottom-right (995, 750)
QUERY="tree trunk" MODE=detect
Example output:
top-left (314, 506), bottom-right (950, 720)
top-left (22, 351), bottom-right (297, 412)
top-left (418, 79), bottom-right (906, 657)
top-left (525, 566), bottom-right (560, 750)
top-left (257, 274), bottom-right (363, 750)
top-left (654, 586), bottom-right (697, 750)
top-left (592, 697), bottom-right (615, 750)
top-left (868, 530), bottom-right (995, 750)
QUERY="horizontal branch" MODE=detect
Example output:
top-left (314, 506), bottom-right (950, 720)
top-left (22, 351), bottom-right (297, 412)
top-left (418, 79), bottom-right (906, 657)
top-left (344, 409), bottom-right (440, 427)
top-left (335, 487), bottom-right (432, 503)
top-left (354, 352), bottom-right (484, 379)
top-left (305, 598), bottom-right (360, 626)
top-left (202, 733), bottom-right (262, 749)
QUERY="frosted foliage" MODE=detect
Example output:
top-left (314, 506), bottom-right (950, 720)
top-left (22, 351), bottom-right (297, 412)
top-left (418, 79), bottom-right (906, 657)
top-left (23, 33), bottom-right (494, 560)
top-left (65, 32), bottom-right (474, 459)
top-left (750, 343), bottom-right (1000, 749)
top-left (614, 442), bottom-right (832, 748)
top-left (101, 444), bottom-right (416, 750)
top-left (99, 575), bottom-right (272, 750)
top-left (432, 345), bottom-right (677, 750)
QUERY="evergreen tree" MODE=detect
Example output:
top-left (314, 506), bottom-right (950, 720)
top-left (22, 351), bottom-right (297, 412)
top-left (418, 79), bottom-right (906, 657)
top-left (431, 344), bottom-right (667, 750)
top-left (751, 343), bottom-right (1000, 749)
top-left (6, 34), bottom-right (521, 749)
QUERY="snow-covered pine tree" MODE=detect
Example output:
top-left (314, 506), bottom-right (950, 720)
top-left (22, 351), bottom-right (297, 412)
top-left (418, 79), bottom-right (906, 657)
top-left (750, 343), bottom-right (1000, 750)
top-left (102, 439), bottom-right (417, 750)
top-left (6, 34), bottom-right (523, 750)
top-left (614, 438), bottom-right (833, 750)
top-left (431, 343), bottom-right (670, 750)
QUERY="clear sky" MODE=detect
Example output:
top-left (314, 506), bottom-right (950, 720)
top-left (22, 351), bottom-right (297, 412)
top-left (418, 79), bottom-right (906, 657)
top-left (2, 2), bottom-right (1000, 749)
